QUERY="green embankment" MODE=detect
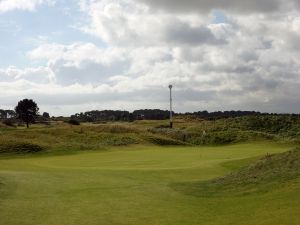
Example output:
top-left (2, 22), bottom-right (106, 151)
top-left (172, 147), bottom-right (300, 197)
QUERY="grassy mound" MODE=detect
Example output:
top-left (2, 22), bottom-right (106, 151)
top-left (172, 147), bottom-right (300, 197)
top-left (0, 142), bottom-right (45, 154)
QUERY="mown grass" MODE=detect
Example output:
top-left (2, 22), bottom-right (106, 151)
top-left (0, 142), bottom-right (299, 225)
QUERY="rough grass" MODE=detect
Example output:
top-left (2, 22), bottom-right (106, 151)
top-left (1, 116), bottom-right (300, 152)
top-left (0, 124), bottom-right (143, 153)
top-left (172, 147), bottom-right (300, 197)
top-left (102, 135), bottom-right (139, 146)
top-left (0, 123), bottom-right (186, 155)
top-left (88, 124), bottom-right (141, 134)
top-left (143, 134), bottom-right (187, 145)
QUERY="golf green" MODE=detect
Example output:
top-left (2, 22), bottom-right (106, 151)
top-left (0, 142), bottom-right (299, 225)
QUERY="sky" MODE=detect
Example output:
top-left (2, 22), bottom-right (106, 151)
top-left (0, 0), bottom-right (300, 116)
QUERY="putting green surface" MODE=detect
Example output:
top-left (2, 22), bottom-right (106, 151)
top-left (0, 142), bottom-right (299, 225)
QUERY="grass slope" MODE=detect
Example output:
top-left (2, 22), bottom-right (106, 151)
top-left (0, 143), bottom-right (299, 225)
top-left (172, 147), bottom-right (300, 197)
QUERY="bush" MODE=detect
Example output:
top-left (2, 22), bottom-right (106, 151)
top-left (155, 124), bottom-right (171, 129)
top-left (68, 119), bottom-right (80, 126)
top-left (0, 142), bottom-right (45, 154)
top-left (2, 119), bottom-right (16, 127)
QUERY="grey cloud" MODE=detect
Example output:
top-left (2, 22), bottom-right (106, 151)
top-left (50, 60), bottom-right (129, 85)
top-left (174, 89), bottom-right (217, 101)
top-left (237, 95), bottom-right (300, 114)
top-left (239, 51), bottom-right (258, 62)
top-left (139, 0), bottom-right (282, 13)
top-left (244, 76), bottom-right (279, 91)
top-left (293, 1), bottom-right (300, 9)
top-left (284, 32), bottom-right (300, 50)
top-left (231, 66), bottom-right (256, 74)
top-left (165, 22), bottom-right (226, 45)
top-left (1, 89), bottom-right (167, 106)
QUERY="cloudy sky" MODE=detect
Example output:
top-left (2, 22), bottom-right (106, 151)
top-left (0, 0), bottom-right (300, 115)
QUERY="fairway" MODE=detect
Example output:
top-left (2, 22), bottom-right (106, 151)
top-left (0, 142), bottom-right (299, 225)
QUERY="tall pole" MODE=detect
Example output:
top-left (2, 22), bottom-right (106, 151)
top-left (169, 84), bottom-right (173, 128)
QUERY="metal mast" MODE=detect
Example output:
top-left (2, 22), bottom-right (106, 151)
top-left (169, 84), bottom-right (173, 128)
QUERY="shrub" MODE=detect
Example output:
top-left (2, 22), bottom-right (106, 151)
top-left (155, 124), bottom-right (171, 129)
top-left (0, 142), bottom-right (45, 154)
top-left (2, 119), bottom-right (16, 127)
top-left (68, 119), bottom-right (80, 126)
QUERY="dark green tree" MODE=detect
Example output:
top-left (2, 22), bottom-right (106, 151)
top-left (42, 112), bottom-right (50, 119)
top-left (15, 99), bottom-right (39, 128)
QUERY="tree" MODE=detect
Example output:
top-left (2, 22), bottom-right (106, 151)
top-left (15, 99), bottom-right (39, 128)
top-left (42, 112), bottom-right (50, 119)
top-left (0, 109), bottom-right (7, 119)
top-left (6, 110), bottom-right (16, 118)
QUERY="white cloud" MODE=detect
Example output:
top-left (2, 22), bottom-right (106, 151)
top-left (79, 0), bottom-right (221, 47)
top-left (0, 0), bottom-right (55, 13)
top-left (27, 43), bottom-right (129, 85)
top-left (0, 66), bottom-right (55, 83)
top-left (28, 42), bottom-right (127, 67)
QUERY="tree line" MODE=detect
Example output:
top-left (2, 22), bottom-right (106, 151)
top-left (70, 109), bottom-right (300, 122)
top-left (71, 109), bottom-right (171, 122)
top-left (177, 110), bottom-right (300, 120)
top-left (1, 98), bottom-right (300, 128)
top-left (0, 109), bottom-right (16, 119)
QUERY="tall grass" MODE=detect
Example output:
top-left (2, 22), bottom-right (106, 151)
top-left (0, 115), bottom-right (299, 154)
